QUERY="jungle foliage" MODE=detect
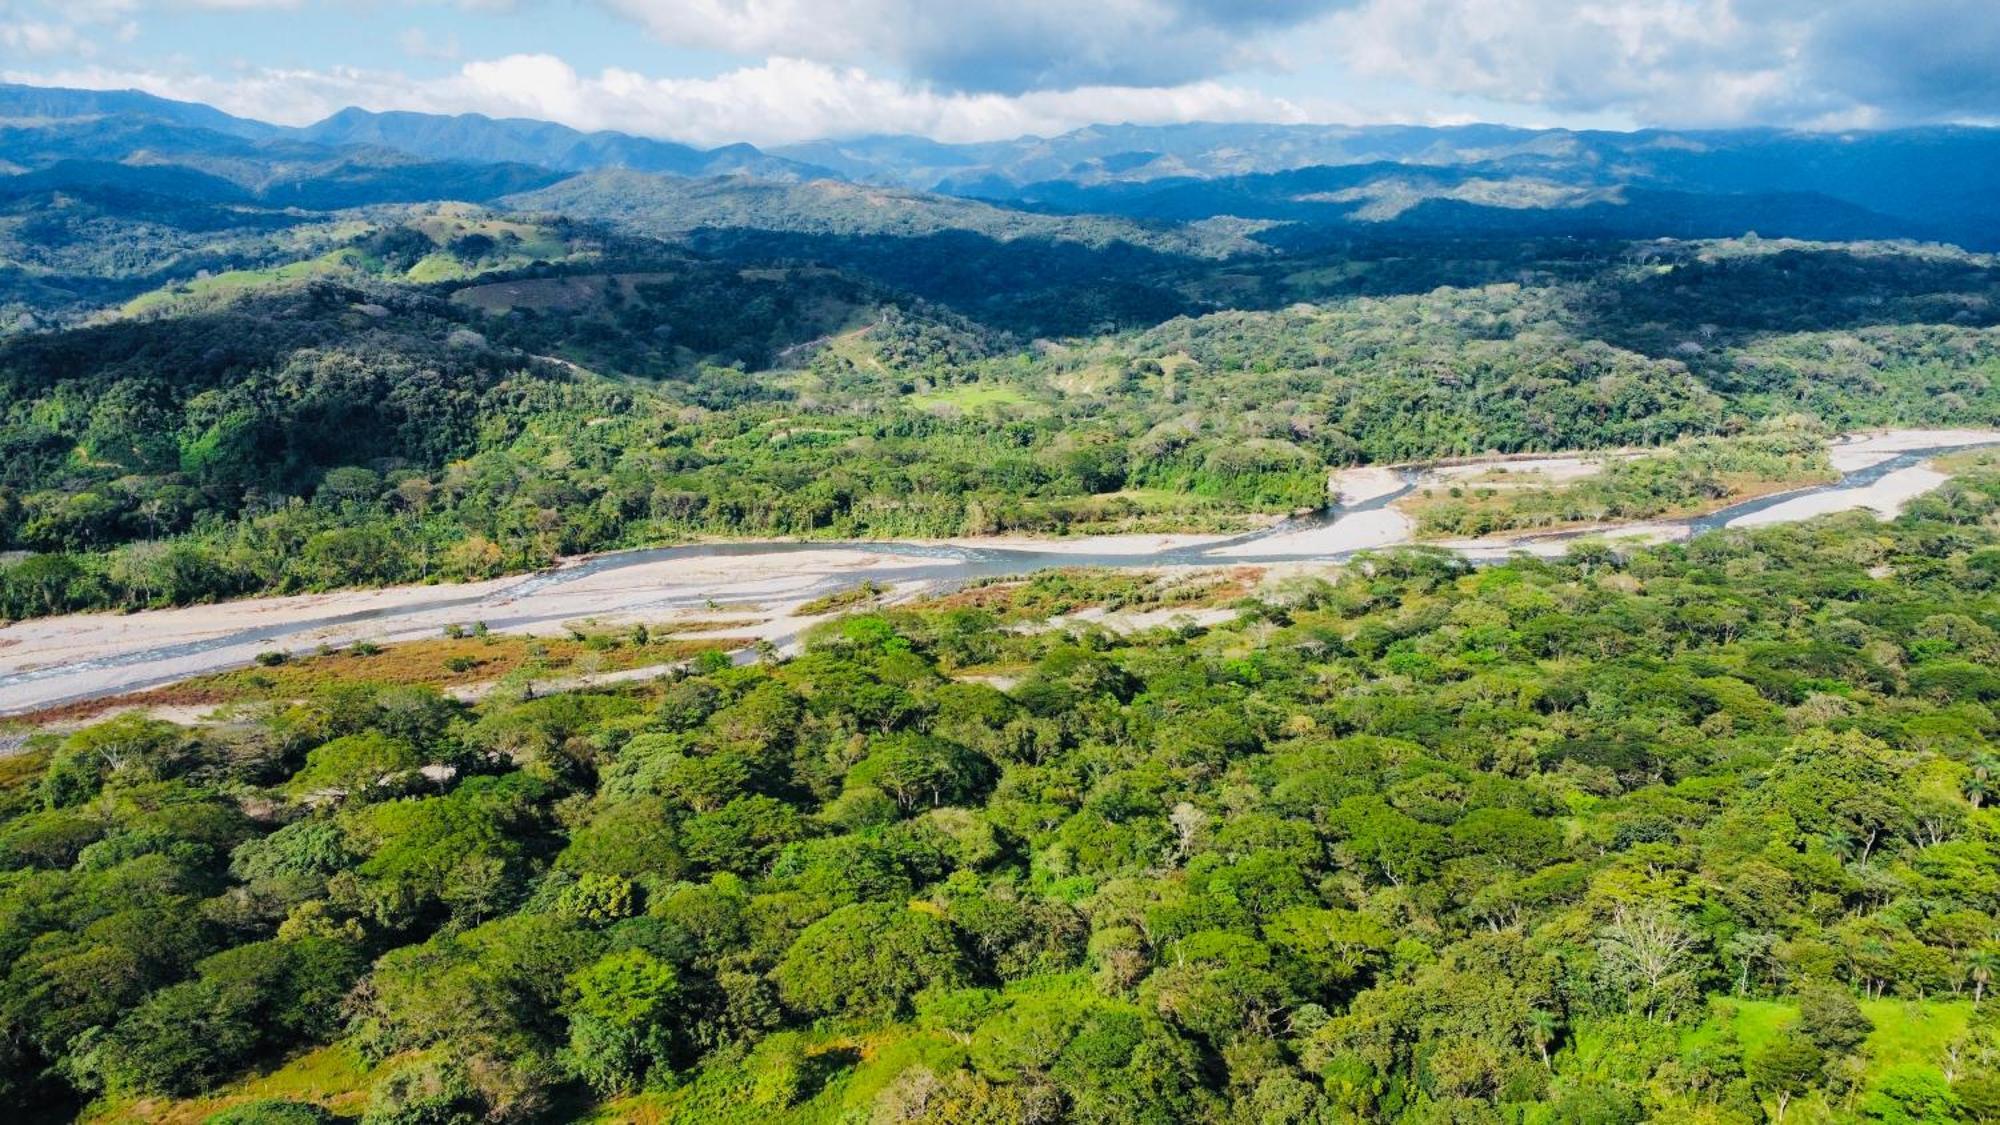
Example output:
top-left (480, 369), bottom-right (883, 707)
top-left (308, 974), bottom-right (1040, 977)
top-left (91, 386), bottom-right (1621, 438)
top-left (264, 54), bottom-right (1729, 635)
top-left (7, 475), bottom-right (2000, 1121)
top-left (3, 218), bottom-right (1999, 622)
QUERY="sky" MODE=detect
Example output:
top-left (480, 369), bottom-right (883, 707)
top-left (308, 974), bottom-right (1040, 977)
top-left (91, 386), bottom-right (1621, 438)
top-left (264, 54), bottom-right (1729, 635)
top-left (1, 0), bottom-right (1997, 147)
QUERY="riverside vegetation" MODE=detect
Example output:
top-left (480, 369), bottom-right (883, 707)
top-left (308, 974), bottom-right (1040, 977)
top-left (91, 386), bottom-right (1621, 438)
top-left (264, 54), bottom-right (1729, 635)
top-left (2, 475), bottom-right (2000, 1121)
top-left (9, 87), bottom-right (2000, 1125)
top-left (3, 218), bottom-right (2000, 622)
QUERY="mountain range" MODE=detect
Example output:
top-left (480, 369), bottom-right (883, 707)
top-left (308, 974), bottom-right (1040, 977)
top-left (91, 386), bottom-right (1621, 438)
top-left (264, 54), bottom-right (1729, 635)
top-left (4, 81), bottom-right (2000, 248)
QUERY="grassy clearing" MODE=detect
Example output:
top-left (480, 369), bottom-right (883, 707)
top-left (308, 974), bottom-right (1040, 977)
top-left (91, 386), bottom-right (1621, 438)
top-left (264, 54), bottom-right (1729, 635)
top-left (817, 326), bottom-right (891, 375)
top-left (1688, 995), bottom-right (1974, 1088)
top-left (907, 381), bottom-right (1036, 411)
top-left (119, 250), bottom-right (359, 316)
top-left (450, 272), bottom-right (676, 313)
top-left (85, 1044), bottom-right (380, 1124)
top-left (1693, 996), bottom-right (1799, 1055)
top-left (1860, 997), bottom-right (1973, 1072)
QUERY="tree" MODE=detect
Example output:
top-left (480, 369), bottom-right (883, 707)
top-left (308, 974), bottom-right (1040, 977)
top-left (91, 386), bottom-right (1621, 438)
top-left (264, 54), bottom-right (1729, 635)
top-left (562, 949), bottom-right (680, 1095)
top-left (1747, 1032), bottom-right (1824, 1124)
top-left (1724, 931), bottom-right (1779, 996)
top-left (774, 903), bottom-right (967, 1018)
top-left (1972, 945), bottom-right (2000, 1007)
top-left (202, 1099), bottom-right (336, 1124)
top-left (286, 733), bottom-right (421, 799)
top-left (1332, 796), bottom-right (1445, 888)
top-left (1596, 905), bottom-right (1700, 1016)
top-left (847, 734), bottom-right (992, 813)
top-left (1857, 1066), bottom-right (1962, 1124)
top-left (1795, 984), bottom-right (1873, 1056)
top-left (1526, 1009), bottom-right (1561, 1070)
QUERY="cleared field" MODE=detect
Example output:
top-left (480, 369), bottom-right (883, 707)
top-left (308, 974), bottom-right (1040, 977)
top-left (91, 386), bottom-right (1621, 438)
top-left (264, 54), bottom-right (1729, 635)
top-left (450, 271), bottom-right (679, 313)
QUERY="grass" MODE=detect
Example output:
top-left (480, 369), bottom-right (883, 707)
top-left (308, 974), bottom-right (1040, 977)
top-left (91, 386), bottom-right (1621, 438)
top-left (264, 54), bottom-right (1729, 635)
top-left (1859, 997), bottom-right (1973, 1072)
top-left (906, 381), bottom-right (1036, 411)
top-left (85, 1044), bottom-right (379, 1124)
top-left (1694, 996), bottom-right (1800, 1055)
top-left (16, 630), bottom-right (740, 726)
top-left (403, 251), bottom-right (477, 283)
top-left (1401, 466), bottom-right (1834, 539)
top-left (914, 566), bottom-right (1256, 623)
top-left (0, 744), bottom-right (49, 792)
top-left (119, 249), bottom-right (360, 316)
top-left (797, 581), bottom-right (890, 616)
top-left (593, 1026), bottom-right (965, 1125)
top-left (1933, 448), bottom-right (2000, 473)
top-left (1048, 363), bottom-right (1124, 396)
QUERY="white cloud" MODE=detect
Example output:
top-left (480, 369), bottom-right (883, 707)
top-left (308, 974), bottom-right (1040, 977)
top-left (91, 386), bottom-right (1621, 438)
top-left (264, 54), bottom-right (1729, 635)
top-left (1315, 0), bottom-right (1800, 125)
top-left (596, 0), bottom-right (1354, 93)
top-left (1310, 0), bottom-right (2000, 127)
top-left (5, 0), bottom-right (1998, 136)
top-left (0, 19), bottom-right (93, 55)
top-left (2, 54), bottom-right (1319, 144)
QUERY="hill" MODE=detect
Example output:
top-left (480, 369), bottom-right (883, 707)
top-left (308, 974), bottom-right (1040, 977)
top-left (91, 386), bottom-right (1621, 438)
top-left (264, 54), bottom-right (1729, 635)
top-left (12, 83), bottom-right (2000, 250)
top-left (297, 107), bottom-right (831, 181)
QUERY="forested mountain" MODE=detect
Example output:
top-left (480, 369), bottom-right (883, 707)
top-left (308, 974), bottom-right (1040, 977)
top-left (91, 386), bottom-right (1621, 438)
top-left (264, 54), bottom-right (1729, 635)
top-left (0, 84), bottom-right (277, 140)
top-left (297, 108), bottom-right (830, 181)
top-left (4, 211), bottom-right (1999, 623)
top-left (10, 83), bottom-right (2000, 248)
top-left (6, 78), bottom-right (2000, 1123)
top-left (0, 115), bottom-right (563, 210)
top-left (776, 122), bottom-right (2000, 249)
top-left (999, 166), bottom-right (1940, 247)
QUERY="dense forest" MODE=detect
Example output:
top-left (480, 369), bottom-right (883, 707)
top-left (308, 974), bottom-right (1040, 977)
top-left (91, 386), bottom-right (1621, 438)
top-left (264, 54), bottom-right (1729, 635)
top-left (9, 80), bottom-right (2000, 1125)
top-left (3, 470), bottom-right (2000, 1121)
top-left (3, 202), bottom-right (1999, 622)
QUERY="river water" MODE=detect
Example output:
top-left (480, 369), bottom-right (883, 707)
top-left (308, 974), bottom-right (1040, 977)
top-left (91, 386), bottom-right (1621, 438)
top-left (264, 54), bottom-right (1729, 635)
top-left (0, 443), bottom-right (1982, 717)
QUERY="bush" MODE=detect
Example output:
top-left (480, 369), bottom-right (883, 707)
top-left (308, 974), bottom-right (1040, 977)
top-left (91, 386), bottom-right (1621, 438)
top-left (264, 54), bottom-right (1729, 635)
top-left (203, 1099), bottom-right (336, 1125)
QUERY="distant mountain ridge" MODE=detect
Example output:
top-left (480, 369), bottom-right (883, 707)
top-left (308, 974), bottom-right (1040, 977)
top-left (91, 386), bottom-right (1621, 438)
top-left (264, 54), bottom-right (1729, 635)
top-left (297, 107), bottom-right (833, 181)
top-left (4, 81), bottom-right (2000, 247)
top-left (775, 121), bottom-right (2000, 248)
top-left (0, 84), bottom-right (832, 183)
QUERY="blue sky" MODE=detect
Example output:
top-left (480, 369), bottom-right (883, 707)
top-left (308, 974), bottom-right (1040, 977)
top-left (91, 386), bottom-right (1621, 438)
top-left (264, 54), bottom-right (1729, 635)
top-left (1, 1), bottom-right (1996, 146)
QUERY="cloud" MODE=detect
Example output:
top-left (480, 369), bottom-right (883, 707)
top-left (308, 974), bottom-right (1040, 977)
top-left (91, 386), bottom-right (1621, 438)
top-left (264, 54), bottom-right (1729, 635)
top-left (1804, 0), bottom-right (2000, 123)
top-left (0, 19), bottom-right (93, 55)
top-left (1318, 0), bottom-right (1811, 125)
top-left (1315, 0), bottom-right (2000, 127)
top-left (596, 0), bottom-right (1357, 93)
top-left (2, 54), bottom-right (1318, 144)
top-left (4, 0), bottom-right (1997, 135)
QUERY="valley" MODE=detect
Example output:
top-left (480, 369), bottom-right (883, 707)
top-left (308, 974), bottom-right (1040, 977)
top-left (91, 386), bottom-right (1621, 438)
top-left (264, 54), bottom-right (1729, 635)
top-left (4, 61), bottom-right (2000, 1125)
top-left (5, 428), bottom-right (1991, 720)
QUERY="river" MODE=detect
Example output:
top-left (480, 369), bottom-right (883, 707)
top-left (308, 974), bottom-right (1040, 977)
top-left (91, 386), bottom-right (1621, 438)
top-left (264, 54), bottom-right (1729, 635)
top-left (1, 431), bottom-right (1993, 718)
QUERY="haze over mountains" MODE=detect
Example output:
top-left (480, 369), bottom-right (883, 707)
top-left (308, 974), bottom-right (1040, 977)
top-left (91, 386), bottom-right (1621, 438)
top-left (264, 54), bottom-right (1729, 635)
top-left (5, 82), bottom-right (2000, 249)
